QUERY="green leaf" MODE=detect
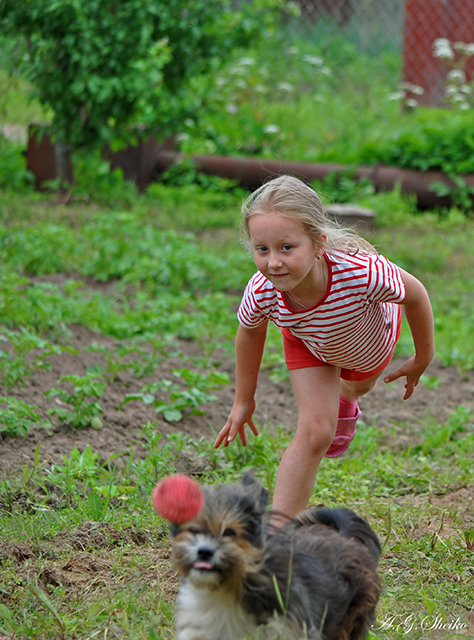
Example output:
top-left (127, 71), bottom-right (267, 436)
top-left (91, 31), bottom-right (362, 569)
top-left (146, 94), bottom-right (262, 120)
top-left (162, 408), bottom-right (182, 422)
top-left (90, 416), bottom-right (103, 430)
top-left (419, 590), bottom-right (438, 616)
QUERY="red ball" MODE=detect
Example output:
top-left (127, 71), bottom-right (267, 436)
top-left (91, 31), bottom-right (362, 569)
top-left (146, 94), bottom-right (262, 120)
top-left (152, 474), bottom-right (204, 523)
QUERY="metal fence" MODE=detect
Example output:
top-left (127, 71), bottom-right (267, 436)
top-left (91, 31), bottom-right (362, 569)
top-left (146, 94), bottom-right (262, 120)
top-left (292, 0), bottom-right (405, 54)
top-left (292, 0), bottom-right (474, 105)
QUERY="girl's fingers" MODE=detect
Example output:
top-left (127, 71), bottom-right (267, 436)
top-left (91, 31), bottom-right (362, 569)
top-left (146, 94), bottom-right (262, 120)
top-left (237, 428), bottom-right (247, 447)
top-left (384, 366), bottom-right (404, 384)
top-left (214, 424), bottom-right (231, 448)
top-left (215, 420), bottom-right (258, 448)
top-left (248, 419), bottom-right (259, 436)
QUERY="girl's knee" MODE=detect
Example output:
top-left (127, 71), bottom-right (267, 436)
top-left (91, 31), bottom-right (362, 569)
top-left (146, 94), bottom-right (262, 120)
top-left (341, 374), bottom-right (380, 400)
top-left (293, 419), bottom-right (335, 456)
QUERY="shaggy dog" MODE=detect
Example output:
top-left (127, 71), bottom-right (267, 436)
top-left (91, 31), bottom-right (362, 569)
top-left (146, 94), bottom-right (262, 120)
top-left (170, 475), bottom-right (381, 640)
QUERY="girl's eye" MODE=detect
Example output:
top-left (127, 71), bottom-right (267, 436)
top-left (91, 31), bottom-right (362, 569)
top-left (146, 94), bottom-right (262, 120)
top-left (282, 244), bottom-right (292, 251)
top-left (256, 246), bottom-right (268, 253)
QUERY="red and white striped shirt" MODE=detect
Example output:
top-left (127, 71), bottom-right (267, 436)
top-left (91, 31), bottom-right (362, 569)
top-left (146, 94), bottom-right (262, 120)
top-left (237, 251), bottom-right (406, 373)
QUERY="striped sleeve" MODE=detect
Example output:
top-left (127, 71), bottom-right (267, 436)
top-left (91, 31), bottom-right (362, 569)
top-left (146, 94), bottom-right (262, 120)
top-left (237, 273), bottom-right (269, 328)
top-left (366, 254), bottom-right (406, 304)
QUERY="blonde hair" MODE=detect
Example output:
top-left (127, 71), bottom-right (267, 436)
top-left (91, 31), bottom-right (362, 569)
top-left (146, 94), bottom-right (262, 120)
top-left (241, 175), bottom-right (376, 255)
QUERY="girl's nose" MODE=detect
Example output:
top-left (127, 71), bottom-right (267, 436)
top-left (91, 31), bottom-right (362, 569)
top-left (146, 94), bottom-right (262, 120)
top-left (268, 251), bottom-right (283, 269)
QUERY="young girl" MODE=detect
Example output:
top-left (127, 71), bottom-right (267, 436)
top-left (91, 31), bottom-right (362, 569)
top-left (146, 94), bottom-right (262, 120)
top-left (214, 175), bottom-right (434, 519)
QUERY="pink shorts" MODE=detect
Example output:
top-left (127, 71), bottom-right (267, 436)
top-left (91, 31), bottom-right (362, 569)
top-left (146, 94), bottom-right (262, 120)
top-left (281, 308), bottom-right (402, 382)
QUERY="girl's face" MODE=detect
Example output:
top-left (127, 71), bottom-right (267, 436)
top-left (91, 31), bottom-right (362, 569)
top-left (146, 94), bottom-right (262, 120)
top-left (248, 212), bottom-right (324, 295)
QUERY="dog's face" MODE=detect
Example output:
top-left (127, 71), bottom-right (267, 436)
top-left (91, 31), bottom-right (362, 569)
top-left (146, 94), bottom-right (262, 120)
top-left (170, 476), bottom-right (268, 595)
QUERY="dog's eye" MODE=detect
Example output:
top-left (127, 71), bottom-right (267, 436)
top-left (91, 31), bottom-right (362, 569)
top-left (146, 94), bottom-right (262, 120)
top-left (187, 526), bottom-right (200, 535)
top-left (223, 528), bottom-right (236, 537)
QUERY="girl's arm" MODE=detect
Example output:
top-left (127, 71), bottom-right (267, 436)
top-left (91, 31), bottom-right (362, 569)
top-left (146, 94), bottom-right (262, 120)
top-left (214, 320), bottom-right (268, 448)
top-left (384, 269), bottom-right (435, 400)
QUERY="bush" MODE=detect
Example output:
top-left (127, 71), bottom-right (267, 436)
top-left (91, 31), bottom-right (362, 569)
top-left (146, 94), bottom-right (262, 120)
top-left (0, 136), bottom-right (33, 191)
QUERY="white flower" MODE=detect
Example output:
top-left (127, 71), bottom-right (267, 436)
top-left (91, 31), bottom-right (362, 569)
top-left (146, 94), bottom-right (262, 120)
top-left (399, 82), bottom-right (425, 95)
top-left (287, 47), bottom-right (299, 55)
top-left (405, 98), bottom-right (419, 109)
top-left (453, 42), bottom-right (474, 56)
top-left (175, 132), bottom-right (190, 143)
top-left (302, 54), bottom-right (323, 66)
top-left (204, 140), bottom-right (217, 153)
top-left (433, 38), bottom-right (454, 59)
top-left (263, 124), bottom-right (280, 134)
top-left (447, 69), bottom-right (466, 83)
top-left (234, 79), bottom-right (247, 89)
top-left (388, 91), bottom-right (405, 101)
top-left (435, 48), bottom-right (455, 60)
top-left (320, 66), bottom-right (332, 76)
top-left (226, 104), bottom-right (238, 114)
top-left (445, 85), bottom-right (459, 97)
top-left (276, 82), bottom-right (294, 93)
top-left (238, 57), bottom-right (255, 66)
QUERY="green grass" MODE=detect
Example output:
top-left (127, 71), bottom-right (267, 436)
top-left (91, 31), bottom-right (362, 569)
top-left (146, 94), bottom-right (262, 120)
top-left (0, 415), bottom-right (473, 639)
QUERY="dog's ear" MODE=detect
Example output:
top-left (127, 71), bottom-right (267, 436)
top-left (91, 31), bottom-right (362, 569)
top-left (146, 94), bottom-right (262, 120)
top-left (241, 473), bottom-right (269, 515)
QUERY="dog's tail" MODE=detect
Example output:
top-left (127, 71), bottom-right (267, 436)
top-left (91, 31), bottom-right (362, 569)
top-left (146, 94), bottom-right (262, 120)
top-left (295, 508), bottom-right (381, 561)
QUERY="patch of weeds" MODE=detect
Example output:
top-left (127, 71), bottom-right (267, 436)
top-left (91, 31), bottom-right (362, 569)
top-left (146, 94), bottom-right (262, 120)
top-left (73, 148), bottom-right (139, 209)
top-left (85, 336), bottom-right (174, 382)
top-left (0, 136), bottom-right (34, 191)
top-left (45, 372), bottom-right (106, 430)
top-left (420, 374), bottom-right (441, 390)
top-left (312, 169), bottom-right (375, 204)
top-left (0, 397), bottom-right (52, 437)
top-left (124, 336), bottom-right (183, 378)
top-left (0, 327), bottom-right (69, 389)
top-left (463, 528), bottom-right (474, 551)
top-left (130, 423), bottom-right (180, 485)
top-left (120, 368), bottom-right (230, 423)
top-left (216, 424), bottom-right (291, 500)
top-left (430, 174), bottom-right (474, 213)
top-left (158, 157), bottom-right (243, 195)
top-left (0, 220), bottom-right (78, 275)
top-left (419, 405), bottom-right (473, 456)
top-left (312, 408), bottom-right (474, 506)
top-left (45, 446), bottom-right (136, 515)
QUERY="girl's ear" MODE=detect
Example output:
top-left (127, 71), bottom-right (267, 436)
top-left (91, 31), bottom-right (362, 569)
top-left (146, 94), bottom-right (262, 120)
top-left (315, 233), bottom-right (327, 257)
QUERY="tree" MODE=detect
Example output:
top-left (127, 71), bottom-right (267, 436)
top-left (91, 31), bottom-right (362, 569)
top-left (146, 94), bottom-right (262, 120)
top-left (0, 0), bottom-right (279, 187)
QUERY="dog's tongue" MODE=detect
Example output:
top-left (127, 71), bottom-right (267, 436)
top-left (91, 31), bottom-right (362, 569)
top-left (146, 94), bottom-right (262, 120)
top-left (194, 561), bottom-right (213, 570)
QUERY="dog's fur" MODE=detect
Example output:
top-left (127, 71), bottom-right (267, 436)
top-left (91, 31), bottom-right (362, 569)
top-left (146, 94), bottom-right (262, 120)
top-left (170, 475), bottom-right (381, 640)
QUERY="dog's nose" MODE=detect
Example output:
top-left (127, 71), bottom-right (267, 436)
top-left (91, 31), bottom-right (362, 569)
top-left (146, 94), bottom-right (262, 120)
top-left (197, 546), bottom-right (214, 561)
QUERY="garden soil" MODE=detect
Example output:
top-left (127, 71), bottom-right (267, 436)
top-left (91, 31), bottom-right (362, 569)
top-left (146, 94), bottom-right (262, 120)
top-left (1, 323), bottom-right (474, 533)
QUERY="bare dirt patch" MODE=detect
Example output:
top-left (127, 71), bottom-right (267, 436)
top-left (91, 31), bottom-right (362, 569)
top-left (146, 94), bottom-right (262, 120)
top-left (1, 323), bottom-right (474, 478)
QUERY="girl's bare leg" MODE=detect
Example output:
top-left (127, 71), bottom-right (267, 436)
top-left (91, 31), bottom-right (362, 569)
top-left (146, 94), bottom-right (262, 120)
top-left (272, 365), bottom-right (340, 519)
top-left (339, 373), bottom-right (381, 403)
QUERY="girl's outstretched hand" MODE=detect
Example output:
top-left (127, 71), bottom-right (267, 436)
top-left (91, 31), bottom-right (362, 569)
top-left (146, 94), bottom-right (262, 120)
top-left (214, 400), bottom-right (258, 448)
top-left (383, 355), bottom-right (430, 400)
